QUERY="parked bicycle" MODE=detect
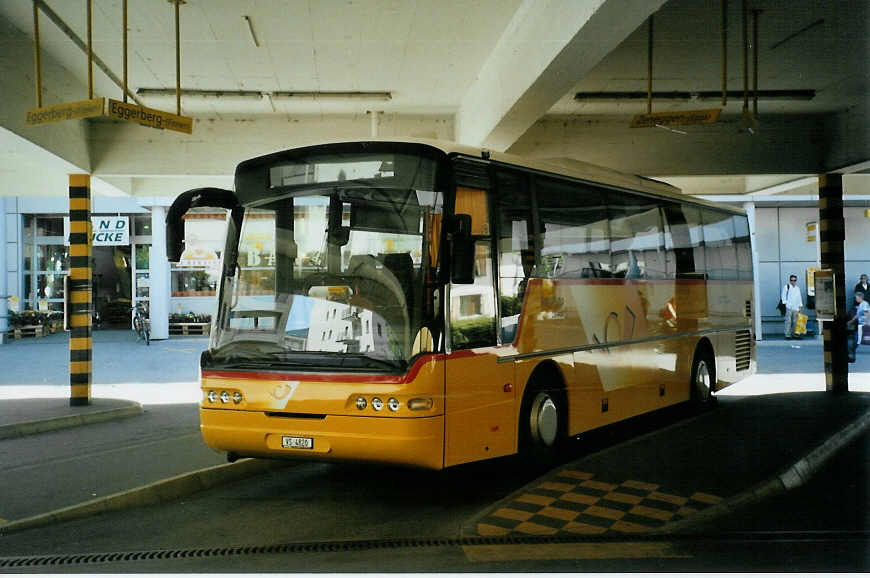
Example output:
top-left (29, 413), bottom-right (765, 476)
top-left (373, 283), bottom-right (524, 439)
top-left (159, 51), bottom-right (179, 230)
top-left (132, 302), bottom-right (150, 346)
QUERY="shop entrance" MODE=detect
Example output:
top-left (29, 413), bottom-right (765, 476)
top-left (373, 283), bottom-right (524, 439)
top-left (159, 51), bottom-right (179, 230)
top-left (92, 246), bottom-right (133, 327)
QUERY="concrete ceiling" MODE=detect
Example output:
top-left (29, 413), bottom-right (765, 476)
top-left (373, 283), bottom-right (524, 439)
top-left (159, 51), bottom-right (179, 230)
top-left (0, 0), bottom-right (867, 199)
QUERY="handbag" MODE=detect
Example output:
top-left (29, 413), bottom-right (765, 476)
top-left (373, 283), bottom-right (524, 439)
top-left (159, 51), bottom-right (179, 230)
top-left (777, 300), bottom-right (786, 315)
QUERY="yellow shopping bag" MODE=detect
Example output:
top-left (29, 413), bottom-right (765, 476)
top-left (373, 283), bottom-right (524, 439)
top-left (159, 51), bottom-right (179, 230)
top-left (794, 312), bottom-right (808, 335)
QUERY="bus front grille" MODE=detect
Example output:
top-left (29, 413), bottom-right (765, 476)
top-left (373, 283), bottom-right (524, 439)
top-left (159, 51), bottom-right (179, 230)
top-left (735, 330), bottom-right (751, 371)
top-left (745, 300), bottom-right (752, 318)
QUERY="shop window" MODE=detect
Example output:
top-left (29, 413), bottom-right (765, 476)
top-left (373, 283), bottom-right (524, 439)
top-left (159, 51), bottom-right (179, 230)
top-left (133, 215), bottom-right (152, 236)
top-left (37, 245), bottom-right (69, 272)
top-left (36, 217), bottom-right (64, 238)
top-left (171, 269), bottom-right (219, 297)
top-left (135, 245), bottom-right (150, 270)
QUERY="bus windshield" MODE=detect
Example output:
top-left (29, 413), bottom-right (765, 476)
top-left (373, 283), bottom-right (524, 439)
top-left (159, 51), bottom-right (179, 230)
top-left (212, 186), bottom-right (442, 371)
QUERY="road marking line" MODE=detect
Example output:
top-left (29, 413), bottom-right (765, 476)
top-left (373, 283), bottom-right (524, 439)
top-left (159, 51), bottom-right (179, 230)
top-left (604, 491), bottom-right (644, 505)
top-left (649, 490), bottom-right (688, 505)
top-left (493, 507), bottom-right (534, 522)
top-left (516, 493), bottom-right (556, 506)
top-left (622, 480), bottom-right (660, 491)
top-left (630, 504), bottom-right (675, 521)
top-left (580, 479), bottom-right (619, 492)
top-left (513, 521), bottom-right (560, 535)
top-left (584, 505), bottom-right (626, 521)
top-left (538, 506), bottom-right (580, 521)
top-left (691, 492), bottom-right (723, 504)
top-left (561, 491), bottom-right (600, 505)
top-left (463, 542), bottom-right (692, 562)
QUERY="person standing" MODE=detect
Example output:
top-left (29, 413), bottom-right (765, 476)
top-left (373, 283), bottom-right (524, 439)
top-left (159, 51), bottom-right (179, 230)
top-left (855, 274), bottom-right (869, 298)
top-left (781, 274), bottom-right (803, 339)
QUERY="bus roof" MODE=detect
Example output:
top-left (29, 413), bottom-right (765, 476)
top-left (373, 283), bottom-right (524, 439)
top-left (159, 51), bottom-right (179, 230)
top-left (236, 138), bottom-right (746, 216)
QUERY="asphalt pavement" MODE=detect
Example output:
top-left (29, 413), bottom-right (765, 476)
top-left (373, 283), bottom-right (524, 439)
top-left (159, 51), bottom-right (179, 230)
top-left (0, 330), bottom-right (868, 561)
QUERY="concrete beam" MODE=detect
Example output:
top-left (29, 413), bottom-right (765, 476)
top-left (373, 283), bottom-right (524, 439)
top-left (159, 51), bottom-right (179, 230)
top-left (0, 12), bottom-right (91, 172)
top-left (89, 114), bottom-right (453, 177)
top-left (509, 114), bottom-right (825, 175)
top-left (455, 0), bottom-right (666, 151)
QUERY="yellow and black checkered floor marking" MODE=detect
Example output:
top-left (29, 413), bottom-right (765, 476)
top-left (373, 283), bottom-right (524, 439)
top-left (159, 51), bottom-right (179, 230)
top-left (472, 468), bottom-right (722, 537)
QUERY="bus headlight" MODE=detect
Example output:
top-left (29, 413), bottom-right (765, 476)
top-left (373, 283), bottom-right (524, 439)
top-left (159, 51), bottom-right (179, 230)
top-left (407, 397), bottom-right (434, 411)
top-left (232, 392), bottom-right (243, 404)
top-left (371, 397), bottom-right (384, 411)
top-left (388, 398), bottom-right (400, 411)
top-left (356, 397), bottom-right (367, 410)
top-left (220, 391), bottom-right (231, 404)
top-left (207, 390), bottom-right (218, 403)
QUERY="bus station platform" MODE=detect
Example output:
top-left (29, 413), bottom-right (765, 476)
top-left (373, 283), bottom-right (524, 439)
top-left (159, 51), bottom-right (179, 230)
top-left (0, 336), bottom-right (869, 539)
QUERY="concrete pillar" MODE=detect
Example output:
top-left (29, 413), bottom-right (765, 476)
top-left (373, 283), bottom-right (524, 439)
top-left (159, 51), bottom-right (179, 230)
top-left (0, 198), bottom-right (7, 344)
top-left (819, 174), bottom-right (848, 393)
top-left (149, 205), bottom-right (170, 340)
top-left (68, 175), bottom-right (93, 406)
top-left (743, 201), bottom-right (763, 340)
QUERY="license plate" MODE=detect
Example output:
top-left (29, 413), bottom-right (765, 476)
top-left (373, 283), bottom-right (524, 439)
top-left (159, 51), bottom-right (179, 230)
top-left (281, 436), bottom-right (313, 450)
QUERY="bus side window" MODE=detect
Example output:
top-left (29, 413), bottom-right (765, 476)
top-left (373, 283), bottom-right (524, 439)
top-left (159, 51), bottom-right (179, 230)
top-left (536, 178), bottom-right (608, 279)
top-left (663, 204), bottom-right (705, 278)
top-left (608, 193), bottom-right (664, 280)
top-left (701, 209), bottom-right (737, 281)
top-left (496, 170), bottom-right (533, 343)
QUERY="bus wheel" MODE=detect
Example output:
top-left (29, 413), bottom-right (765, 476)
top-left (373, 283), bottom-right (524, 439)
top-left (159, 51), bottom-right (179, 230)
top-left (521, 389), bottom-right (563, 455)
top-left (690, 350), bottom-right (715, 407)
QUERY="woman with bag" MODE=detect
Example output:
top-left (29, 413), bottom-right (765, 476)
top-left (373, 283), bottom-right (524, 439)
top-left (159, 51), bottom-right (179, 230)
top-left (781, 274), bottom-right (803, 339)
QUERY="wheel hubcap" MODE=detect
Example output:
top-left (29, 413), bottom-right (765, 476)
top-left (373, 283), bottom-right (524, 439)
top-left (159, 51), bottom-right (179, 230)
top-left (695, 360), bottom-right (711, 401)
top-left (530, 392), bottom-right (558, 447)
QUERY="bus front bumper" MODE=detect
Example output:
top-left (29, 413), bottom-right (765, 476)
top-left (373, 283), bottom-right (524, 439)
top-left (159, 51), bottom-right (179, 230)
top-left (200, 408), bottom-right (445, 470)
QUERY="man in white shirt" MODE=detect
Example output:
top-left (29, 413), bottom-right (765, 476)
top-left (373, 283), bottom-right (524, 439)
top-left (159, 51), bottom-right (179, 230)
top-left (781, 274), bottom-right (803, 339)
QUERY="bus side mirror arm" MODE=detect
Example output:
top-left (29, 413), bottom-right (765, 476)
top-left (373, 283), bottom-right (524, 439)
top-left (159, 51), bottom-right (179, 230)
top-left (166, 188), bottom-right (240, 261)
top-left (449, 214), bottom-right (475, 284)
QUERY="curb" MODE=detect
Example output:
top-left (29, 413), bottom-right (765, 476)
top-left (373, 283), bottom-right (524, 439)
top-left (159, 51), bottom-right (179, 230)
top-left (651, 408), bottom-right (870, 534)
top-left (0, 403), bottom-right (144, 441)
top-left (0, 458), bottom-right (291, 535)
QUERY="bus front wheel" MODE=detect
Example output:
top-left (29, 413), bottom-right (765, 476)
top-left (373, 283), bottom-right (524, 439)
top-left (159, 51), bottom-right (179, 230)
top-left (520, 388), bottom-right (564, 457)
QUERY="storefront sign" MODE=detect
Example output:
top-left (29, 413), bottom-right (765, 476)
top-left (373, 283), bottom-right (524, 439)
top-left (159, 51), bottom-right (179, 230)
top-left (25, 98), bottom-right (105, 125)
top-left (631, 108), bottom-right (721, 128)
top-left (63, 216), bottom-right (130, 246)
top-left (92, 216), bottom-right (129, 246)
top-left (107, 99), bottom-right (193, 134)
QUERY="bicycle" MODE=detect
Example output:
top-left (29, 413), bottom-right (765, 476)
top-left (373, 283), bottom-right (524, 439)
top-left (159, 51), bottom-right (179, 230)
top-left (132, 302), bottom-right (151, 346)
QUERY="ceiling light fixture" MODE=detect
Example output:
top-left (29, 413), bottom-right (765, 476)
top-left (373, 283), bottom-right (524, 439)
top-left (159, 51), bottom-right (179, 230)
top-left (271, 91), bottom-right (392, 101)
top-left (574, 90), bottom-right (815, 102)
top-left (137, 88), bottom-right (264, 100)
top-left (136, 89), bottom-right (392, 101)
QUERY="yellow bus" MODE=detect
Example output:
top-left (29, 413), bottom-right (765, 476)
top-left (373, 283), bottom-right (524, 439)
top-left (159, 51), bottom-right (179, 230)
top-left (167, 140), bottom-right (755, 470)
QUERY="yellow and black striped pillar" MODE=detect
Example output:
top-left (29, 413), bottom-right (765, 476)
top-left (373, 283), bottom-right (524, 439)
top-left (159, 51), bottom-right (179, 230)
top-left (68, 174), bottom-right (93, 406)
top-left (819, 173), bottom-right (848, 393)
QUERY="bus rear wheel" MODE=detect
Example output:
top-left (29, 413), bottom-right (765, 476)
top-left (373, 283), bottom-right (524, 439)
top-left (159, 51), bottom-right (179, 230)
top-left (690, 350), bottom-right (715, 407)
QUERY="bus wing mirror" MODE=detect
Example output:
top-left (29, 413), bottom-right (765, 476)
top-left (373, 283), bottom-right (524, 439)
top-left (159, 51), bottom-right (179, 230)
top-left (166, 188), bottom-right (239, 261)
top-left (449, 214), bottom-right (474, 284)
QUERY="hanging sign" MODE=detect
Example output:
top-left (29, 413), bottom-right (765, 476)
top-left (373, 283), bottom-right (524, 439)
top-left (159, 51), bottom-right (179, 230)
top-left (25, 98), bottom-right (105, 126)
top-left (631, 108), bottom-right (721, 128)
top-left (106, 99), bottom-right (193, 134)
